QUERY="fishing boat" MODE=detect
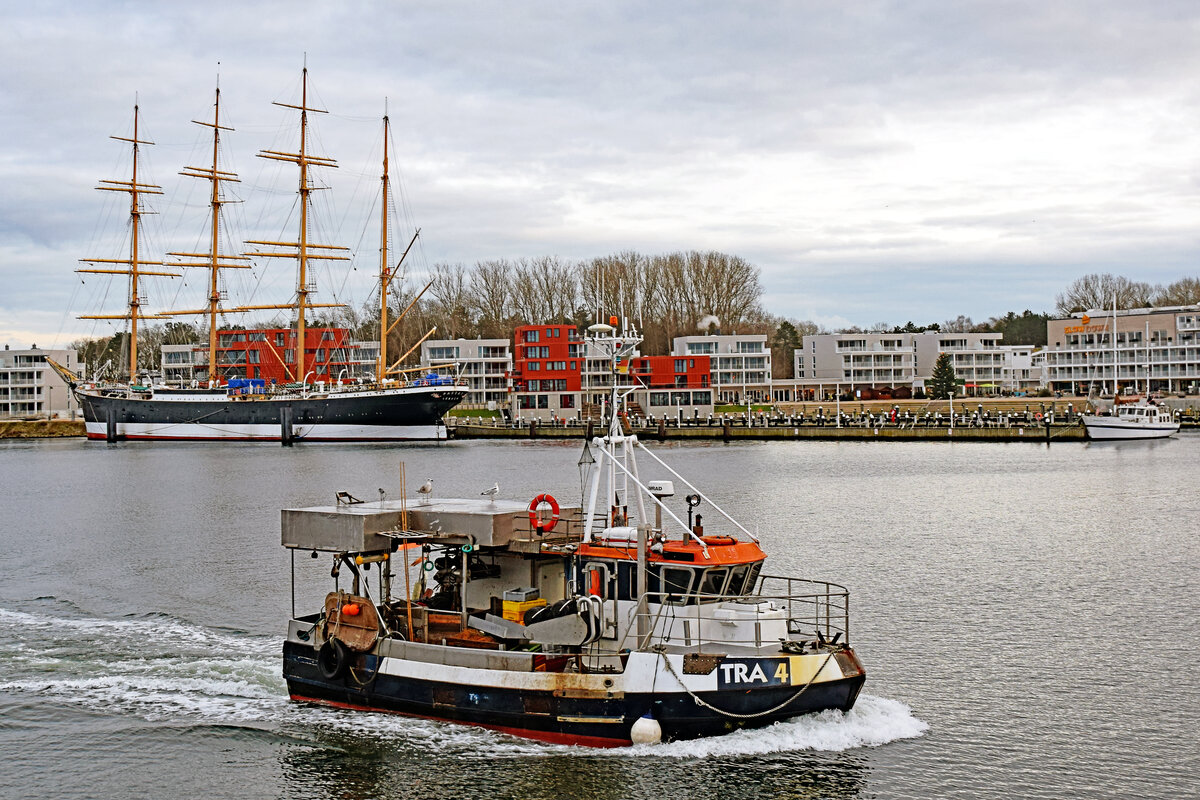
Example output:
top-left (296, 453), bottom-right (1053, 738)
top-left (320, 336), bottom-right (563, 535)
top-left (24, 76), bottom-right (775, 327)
top-left (1081, 399), bottom-right (1179, 440)
top-left (52, 70), bottom-right (465, 442)
top-left (281, 318), bottom-right (865, 746)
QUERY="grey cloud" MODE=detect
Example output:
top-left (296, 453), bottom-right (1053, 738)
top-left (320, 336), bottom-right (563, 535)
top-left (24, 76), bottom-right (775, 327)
top-left (5, 1), bottom-right (1200, 347)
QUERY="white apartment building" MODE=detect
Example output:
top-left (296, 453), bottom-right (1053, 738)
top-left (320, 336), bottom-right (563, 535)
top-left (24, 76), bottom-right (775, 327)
top-left (161, 344), bottom-right (205, 383)
top-left (1043, 305), bottom-right (1200, 394)
top-left (672, 334), bottom-right (771, 403)
top-left (0, 345), bottom-right (80, 418)
top-left (420, 337), bottom-right (512, 408)
top-left (349, 341), bottom-right (379, 379)
top-left (787, 332), bottom-right (1039, 398)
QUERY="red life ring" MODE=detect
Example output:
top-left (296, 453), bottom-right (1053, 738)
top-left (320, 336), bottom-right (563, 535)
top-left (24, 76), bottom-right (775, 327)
top-left (528, 493), bottom-right (560, 532)
top-left (1035, 412), bottom-right (1043, 421)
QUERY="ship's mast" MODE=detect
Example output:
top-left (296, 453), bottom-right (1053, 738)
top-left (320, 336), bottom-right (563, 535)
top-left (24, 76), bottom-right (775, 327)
top-left (379, 113), bottom-right (391, 381)
top-left (244, 67), bottom-right (348, 384)
top-left (375, 111), bottom-right (424, 383)
top-left (161, 85), bottom-right (252, 384)
top-left (78, 105), bottom-right (179, 385)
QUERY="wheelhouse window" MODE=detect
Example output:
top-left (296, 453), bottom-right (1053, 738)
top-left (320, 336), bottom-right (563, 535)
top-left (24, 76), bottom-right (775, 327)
top-left (745, 561), bottom-right (763, 594)
top-left (726, 564), bottom-right (751, 595)
top-left (697, 567), bottom-right (729, 598)
top-left (661, 567), bottom-right (695, 603)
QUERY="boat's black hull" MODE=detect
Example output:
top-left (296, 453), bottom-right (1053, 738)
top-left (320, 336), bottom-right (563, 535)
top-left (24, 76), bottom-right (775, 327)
top-left (76, 385), bottom-right (466, 441)
top-left (283, 641), bottom-right (865, 746)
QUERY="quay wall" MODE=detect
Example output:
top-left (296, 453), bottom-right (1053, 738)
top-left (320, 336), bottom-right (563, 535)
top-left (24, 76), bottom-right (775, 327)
top-left (449, 420), bottom-right (1090, 442)
top-left (0, 419), bottom-right (86, 439)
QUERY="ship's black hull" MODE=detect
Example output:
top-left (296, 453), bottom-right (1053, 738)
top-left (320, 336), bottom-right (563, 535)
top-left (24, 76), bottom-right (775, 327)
top-left (76, 384), bottom-right (466, 441)
top-left (283, 641), bottom-right (865, 747)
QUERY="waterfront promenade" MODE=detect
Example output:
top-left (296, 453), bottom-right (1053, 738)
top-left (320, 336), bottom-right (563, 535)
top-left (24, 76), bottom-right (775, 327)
top-left (449, 397), bottom-right (1199, 442)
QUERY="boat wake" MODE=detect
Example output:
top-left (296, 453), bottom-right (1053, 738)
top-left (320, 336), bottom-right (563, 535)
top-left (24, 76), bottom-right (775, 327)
top-left (0, 602), bottom-right (284, 724)
top-left (617, 694), bottom-right (928, 757)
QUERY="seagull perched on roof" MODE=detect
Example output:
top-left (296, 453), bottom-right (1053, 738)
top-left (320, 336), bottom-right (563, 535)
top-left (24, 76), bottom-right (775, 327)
top-left (417, 478), bottom-right (433, 504)
top-left (480, 482), bottom-right (499, 501)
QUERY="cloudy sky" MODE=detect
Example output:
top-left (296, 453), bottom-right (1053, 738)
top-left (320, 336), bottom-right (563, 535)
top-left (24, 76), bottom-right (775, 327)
top-left (4, 1), bottom-right (1200, 349)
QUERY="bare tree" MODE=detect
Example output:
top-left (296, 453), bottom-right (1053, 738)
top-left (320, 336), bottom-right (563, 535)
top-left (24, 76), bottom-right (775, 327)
top-left (469, 259), bottom-right (515, 338)
top-left (581, 252), bottom-right (651, 326)
top-left (427, 262), bottom-right (473, 340)
top-left (1151, 276), bottom-right (1200, 307)
top-left (528, 256), bottom-right (580, 322)
top-left (941, 315), bottom-right (975, 333)
top-left (1055, 273), bottom-right (1154, 315)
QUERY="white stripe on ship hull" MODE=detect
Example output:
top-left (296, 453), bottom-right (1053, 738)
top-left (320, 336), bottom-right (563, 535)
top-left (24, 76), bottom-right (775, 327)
top-left (363, 650), bottom-right (844, 694)
top-left (85, 421), bottom-right (446, 441)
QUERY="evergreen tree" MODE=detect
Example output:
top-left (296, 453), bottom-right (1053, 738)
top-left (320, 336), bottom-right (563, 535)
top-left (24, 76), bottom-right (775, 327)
top-left (928, 353), bottom-right (957, 399)
top-left (770, 320), bottom-right (801, 379)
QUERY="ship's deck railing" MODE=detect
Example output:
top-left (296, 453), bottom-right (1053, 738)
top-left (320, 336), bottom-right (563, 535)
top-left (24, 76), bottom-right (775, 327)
top-left (757, 575), bottom-right (850, 645)
top-left (621, 575), bottom-right (849, 652)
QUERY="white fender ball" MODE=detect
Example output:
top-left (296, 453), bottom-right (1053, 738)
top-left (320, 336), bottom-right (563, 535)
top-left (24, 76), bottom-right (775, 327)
top-left (630, 713), bottom-right (662, 745)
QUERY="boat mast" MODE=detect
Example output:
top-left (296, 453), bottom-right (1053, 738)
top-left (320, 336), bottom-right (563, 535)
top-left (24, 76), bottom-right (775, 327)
top-left (77, 105), bottom-right (179, 385)
top-left (1112, 295), bottom-right (1117, 396)
top-left (296, 70), bottom-right (312, 382)
top-left (162, 85), bottom-right (252, 385)
top-left (379, 113), bottom-right (391, 381)
top-left (245, 67), bottom-right (348, 384)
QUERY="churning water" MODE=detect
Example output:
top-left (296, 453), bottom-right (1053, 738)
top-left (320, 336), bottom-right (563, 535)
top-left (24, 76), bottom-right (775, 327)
top-left (0, 437), bottom-right (1196, 799)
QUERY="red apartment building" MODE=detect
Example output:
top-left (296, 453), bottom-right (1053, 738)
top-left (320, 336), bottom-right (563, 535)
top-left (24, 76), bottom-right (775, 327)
top-left (629, 355), bottom-right (711, 391)
top-left (510, 324), bottom-right (712, 418)
top-left (510, 324), bottom-right (584, 411)
top-left (167, 328), bottom-right (357, 384)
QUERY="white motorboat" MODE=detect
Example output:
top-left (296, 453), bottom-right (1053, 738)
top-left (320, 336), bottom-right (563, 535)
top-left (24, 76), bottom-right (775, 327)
top-left (1082, 400), bottom-right (1179, 440)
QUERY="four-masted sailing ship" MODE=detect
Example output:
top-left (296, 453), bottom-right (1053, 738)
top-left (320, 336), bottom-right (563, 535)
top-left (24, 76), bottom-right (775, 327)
top-left (53, 70), bottom-right (465, 442)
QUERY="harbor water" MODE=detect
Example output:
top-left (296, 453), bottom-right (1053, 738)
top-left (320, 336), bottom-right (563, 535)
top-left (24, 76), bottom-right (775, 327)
top-left (0, 437), bottom-right (1196, 799)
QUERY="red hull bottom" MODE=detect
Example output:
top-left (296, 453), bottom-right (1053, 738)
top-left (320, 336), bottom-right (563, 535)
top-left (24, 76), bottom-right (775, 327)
top-left (288, 693), bottom-right (632, 748)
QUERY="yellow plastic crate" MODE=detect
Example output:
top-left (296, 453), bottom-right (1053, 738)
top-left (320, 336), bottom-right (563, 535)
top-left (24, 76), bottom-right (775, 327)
top-left (502, 598), bottom-right (546, 622)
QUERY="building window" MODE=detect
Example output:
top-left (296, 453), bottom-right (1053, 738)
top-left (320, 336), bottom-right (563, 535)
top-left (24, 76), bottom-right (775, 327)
top-left (524, 330), bottom-right (540, 343)
top-left (560, 394), bottom-right (575, 409)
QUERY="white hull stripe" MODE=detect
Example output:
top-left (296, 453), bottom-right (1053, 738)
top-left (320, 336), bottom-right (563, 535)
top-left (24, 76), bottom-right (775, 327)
top-left (85, 421), bottom-right (446, 441)
top-left (369, 651), bottom-right (845, 694)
